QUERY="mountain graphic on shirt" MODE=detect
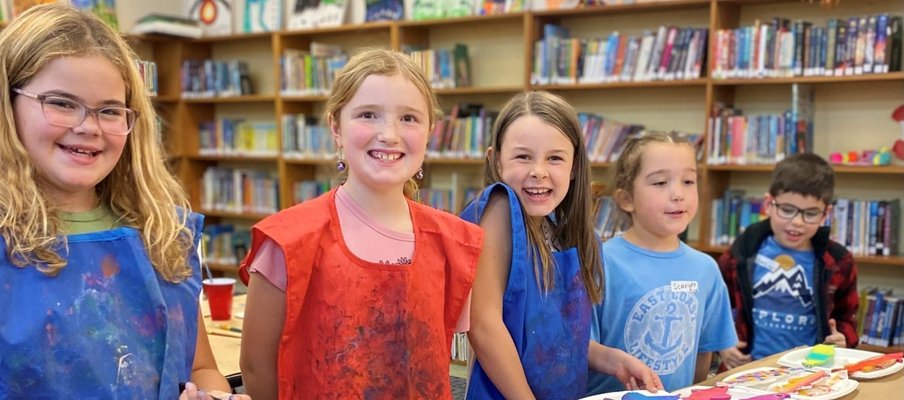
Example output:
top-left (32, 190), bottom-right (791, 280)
top-left (752, 263), bottom-right (813, 307)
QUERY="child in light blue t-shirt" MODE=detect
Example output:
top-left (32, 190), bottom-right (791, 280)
top-left (587, 132), bottom-right (737, 394)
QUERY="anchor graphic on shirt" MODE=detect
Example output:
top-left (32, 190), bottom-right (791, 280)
top-left (645, 303), bottom-right (684, 355)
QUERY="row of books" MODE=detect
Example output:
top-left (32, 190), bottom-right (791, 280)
top-left (181, 59), bottom-right (253, 98)
top-left (587, 0), bottom-right (684, 4)
top-left (293, 180), bottom-right (333, 205)
top-left (594, 196), bottom-right (630, 241)
top-left (199, 119), bottom-right (279, 156)
top-left (429, 103), bottom-right (497, 160)
top-left (404, 43), bottom-right (472, 89)
top-left (830, 198), bottom-right (900, 257)
top-left (451, 332), bottom-right (469, 364)
top-left (135, 59), bottom-right (158, 97)
top-left (411, 0), bottom-right (474, 21)
top-left (292, 180), bottom-right (481, 213)
top-left (531, 23), bottom-right (708, 85)
top-left (419, 189), bottom-right (457, 213)
top-left (166, 0), bottom-right (693, 38)
top-left (281, 114), bottom-right (334, 160)
top-left (858, 288), bottom-right (904, 348)
top-left (214, 108), bottom-right (698, 166)
top-left (201, 167), bottom-right (280, 215)
top-left (711, 191), bottom-right (900, 257)
top-left (580, 113), bottom-right (644, 163)
top-left (201, 224), bottom-right (251, 267)
top-left (710, 191), bottom-right (765, 247)
top-left (707, 99), bottom-right (814, 165)
top-left (713, 14), bottom-right (903, 80)
top-left (280, 43), bottom-right (347, 96)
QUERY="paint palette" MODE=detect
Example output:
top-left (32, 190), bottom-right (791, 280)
top-left (580, 386), bottom-right (793, 400)
top-left (718, 366), bottom-right (802, 387)
top-left (579, 389), bottom-right (681, 400)
top-left (777, 346), bottom-right (904, 379)
top-left (718, 367), bottom-right (858, 400)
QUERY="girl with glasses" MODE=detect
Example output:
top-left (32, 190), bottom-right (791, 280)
top-left (0, 4), bottom-right (245, 399)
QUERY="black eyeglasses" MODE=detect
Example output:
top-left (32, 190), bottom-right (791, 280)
top-left (13, 88), bottom-right (138, 136)
top-left (771, 201), bottom-right (826, 224)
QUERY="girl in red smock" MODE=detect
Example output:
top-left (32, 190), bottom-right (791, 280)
top-left (238, 49), bottom-right (483, 400)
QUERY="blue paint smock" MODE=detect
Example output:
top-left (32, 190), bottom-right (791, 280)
top-left (0, 215), bottom-right (203, 399)
top-left (461, 183), bottom-right (591, 400)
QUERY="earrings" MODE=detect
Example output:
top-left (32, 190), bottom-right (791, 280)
top-left (415, 167), bottom-right (424, 180)
top-left (336, 148), bottom-right (346, 172)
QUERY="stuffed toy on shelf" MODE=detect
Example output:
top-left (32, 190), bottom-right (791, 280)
top-left (892, 104), bottom-right (904, 160)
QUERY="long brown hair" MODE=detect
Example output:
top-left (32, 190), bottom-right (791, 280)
top-left (486, 91), bottom-right (603, 303)
top-left (0, 4), bottom-right (194, 282)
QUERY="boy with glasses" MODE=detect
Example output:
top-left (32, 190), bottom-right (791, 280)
top-left (717, 153), bottom-right (859, 369)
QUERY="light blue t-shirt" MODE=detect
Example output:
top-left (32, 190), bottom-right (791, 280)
top-left (750, 236), bottom-right (818, 360)
top-left (587, 236), bottom-right (737, 394)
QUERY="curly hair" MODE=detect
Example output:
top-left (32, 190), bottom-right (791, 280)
top-left (0, 4), bottom-right (194, 282)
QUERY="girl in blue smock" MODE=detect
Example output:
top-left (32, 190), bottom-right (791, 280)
top-left (462, 91), bottom-right (663, 399)
top-left (0, 4), bottom-right (245, 399)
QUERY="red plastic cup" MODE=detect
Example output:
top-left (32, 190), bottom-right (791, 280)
top-left (203, 277), bottom-right (235, 321)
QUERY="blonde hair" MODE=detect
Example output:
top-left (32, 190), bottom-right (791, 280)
top-left (325, 48), bottom-right (440, 199)
top-left (0, 4), bottom-right (194, 282)
top-left (612, 131), bottom-right (696, 222)
top-left (486, 91), bottom-right (603, 303)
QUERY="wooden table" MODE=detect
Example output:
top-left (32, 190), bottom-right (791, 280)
top-left (202, 294), bottom-right (246, 376)
top-left (699, 349), bottom-right (903, 399)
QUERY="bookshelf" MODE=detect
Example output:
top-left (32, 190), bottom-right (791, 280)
top-left (132, 0), bottom-right (904, 349)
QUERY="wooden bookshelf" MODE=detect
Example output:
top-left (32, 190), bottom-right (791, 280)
top-left (708, 164), bottom-right (904, 175)
top-left (189, 154), bottom-right (280, 162)
top-left (183, 95), bottom-right (276, 103)
top-left (711, 71), bottom-right (904, 86)
top-left (857, 343), bottom-right (904, 354)
top-left (533, 78), bottom-right (708, 91)
top-left (134, 0), bottom-right (904, 355)
top-left (532, 0), bottom-right (711, 17)
top-left (207, 262), bottom-right (240, 273)
top-left (200, 210), bottom-right (274, 221)
top-left (135, 0), bottom-right (903, 258)
top-left (697, 243), bottom-right (904, 267)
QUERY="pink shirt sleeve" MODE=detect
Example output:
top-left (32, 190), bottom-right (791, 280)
top-left (248, 237), bottom-right (287, 292)
top-left (454, 290), bottom-right (471, 333)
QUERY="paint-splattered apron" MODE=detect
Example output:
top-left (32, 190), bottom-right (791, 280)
top-left (245, 189), bottom-right (481, 399)
top-left (462, 183), bottom-right (591, 400)
top-left (0, 223), bottom-right (201, 399)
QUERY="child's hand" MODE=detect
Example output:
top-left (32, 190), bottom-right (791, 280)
top-left (179, 382), bottom-right (252, 400)
top-left (823, 319), bottom-right (846, 348)
top-left (719, 342), bottom-right (751, 370)
top-left (614, 351), bottom-right (663, 393)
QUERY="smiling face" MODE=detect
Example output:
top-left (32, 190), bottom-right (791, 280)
top-left (330, 73), bottom-right (429, 196)
top-left (494, 115), bottom-right (575, 220)
top-left (765, 192), bottom-right (830, 251)
top-left (618, 142), bottom-right (698, 250)
top-left (13, 55), bottom-right (128, 212)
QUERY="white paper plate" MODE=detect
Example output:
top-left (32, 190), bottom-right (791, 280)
top-left (784, 377), bottom-right (858, 400)
top-left (720, 367), bottom-right (859, 400)
top-left (777, 346), bottom-right (904, 379)
top-left (580, 384), bottom-right (855, 400)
